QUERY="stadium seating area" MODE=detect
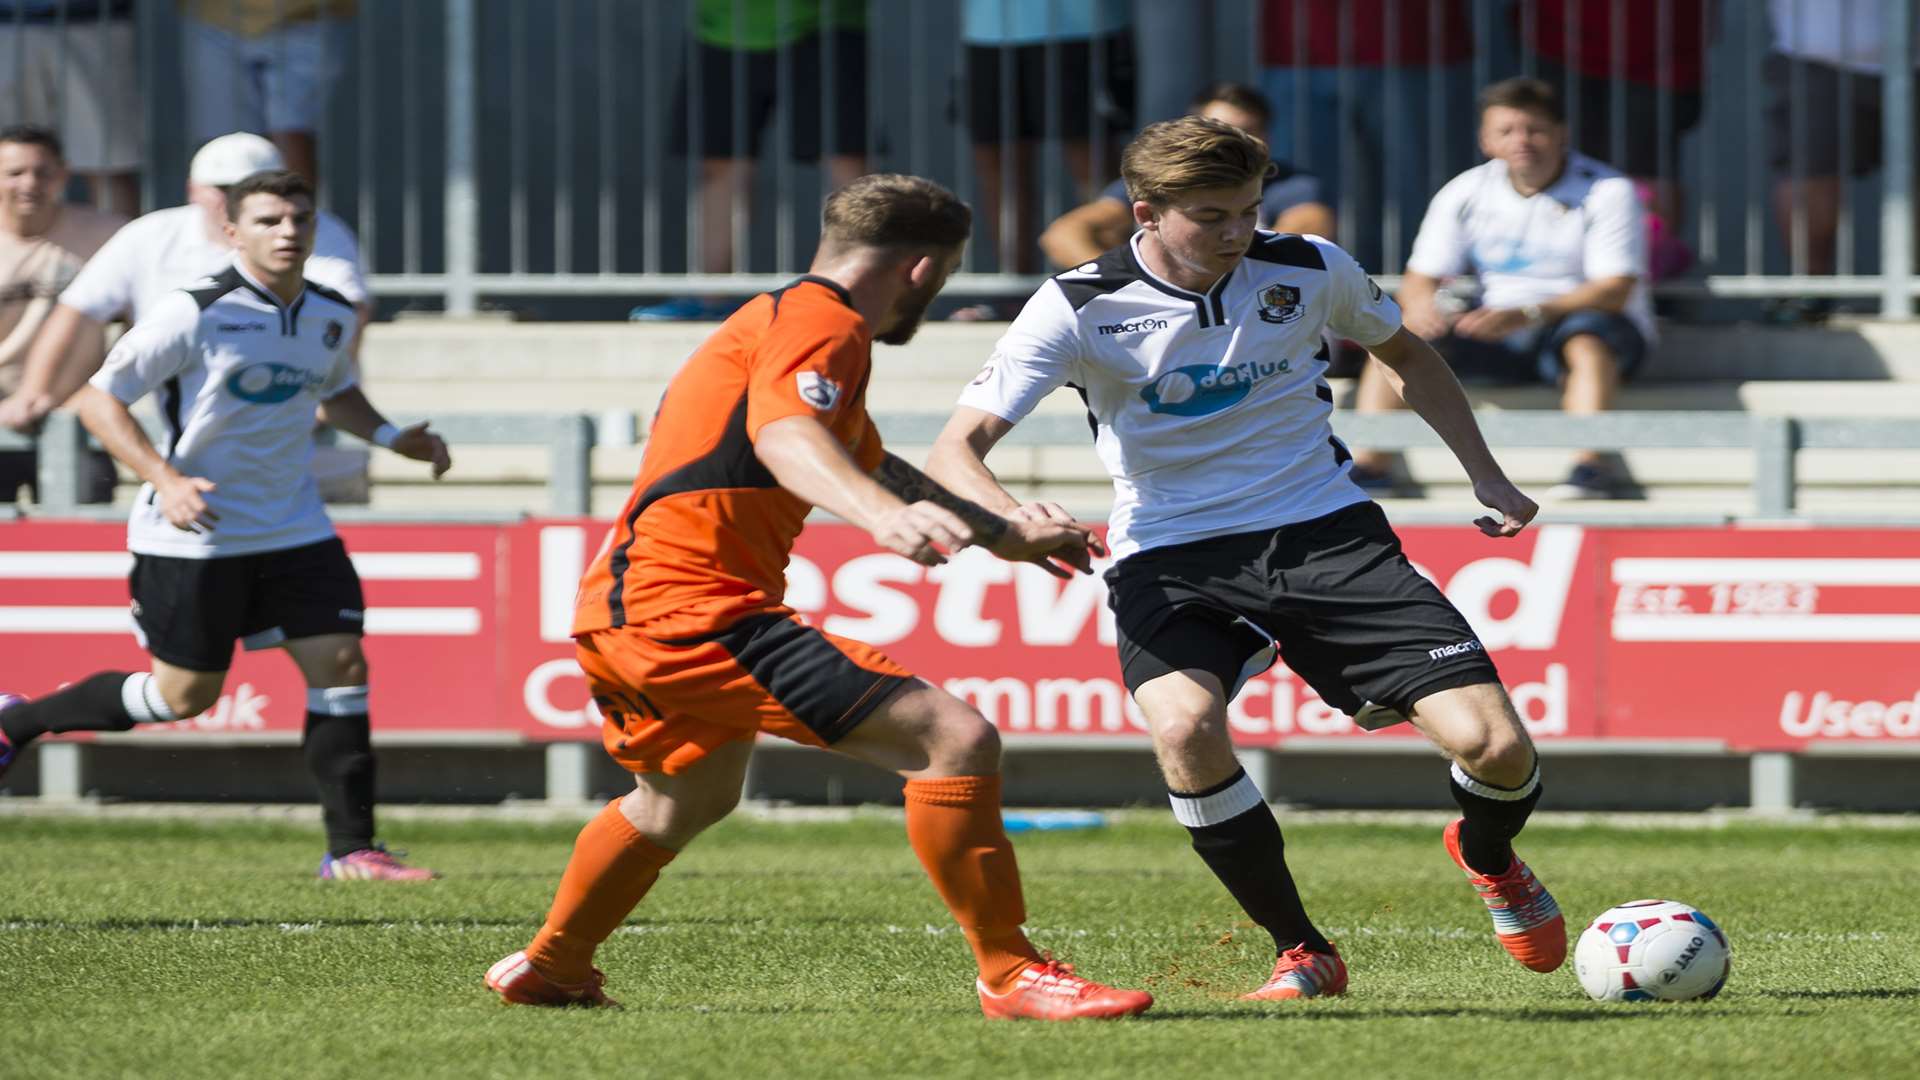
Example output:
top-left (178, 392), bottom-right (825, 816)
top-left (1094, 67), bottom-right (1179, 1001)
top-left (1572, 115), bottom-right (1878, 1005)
top-left (351, 319), bottom-right (1920, 520)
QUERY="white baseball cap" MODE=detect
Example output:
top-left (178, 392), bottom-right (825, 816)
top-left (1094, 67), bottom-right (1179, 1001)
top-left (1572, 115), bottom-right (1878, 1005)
top-left (188, 132), bottom-right (285, 187)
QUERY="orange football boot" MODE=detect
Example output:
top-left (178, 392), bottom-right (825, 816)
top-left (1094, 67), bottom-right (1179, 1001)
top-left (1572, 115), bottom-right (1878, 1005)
top-left (485, 950), bottom-right (618, 1007)
top-left (1443, 818), bottom-right (1567, 973)
top-left (1242, 943), bottom-right (1348, 1000)
top-left (976, 957), bottom-right (1153, 1020)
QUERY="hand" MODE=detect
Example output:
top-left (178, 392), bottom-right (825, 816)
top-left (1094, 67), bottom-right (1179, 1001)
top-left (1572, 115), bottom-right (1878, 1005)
top-left (873, 500), bottom-right (973, 566)
top-left (1471, 475), bottom-right (1538, 538)
top-left (989, 517), bottom-right (1100, 578)
top-left (155, 473), bottom-right (220, 533)
top-left (1400, 302), bottom-right (1454, 342)
top-left (1010, 500), bottom-right (1109, 560)
top-left (1452, 306), bottom-right (1532, 342)
top-left (388, 420), bottom-right (452, 478)
top-left (0, 390), bottom-right (52, 435)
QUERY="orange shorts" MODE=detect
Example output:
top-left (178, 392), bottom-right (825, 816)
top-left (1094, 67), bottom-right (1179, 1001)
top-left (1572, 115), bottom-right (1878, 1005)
top-left (575, 609), bottom-right (916, 775)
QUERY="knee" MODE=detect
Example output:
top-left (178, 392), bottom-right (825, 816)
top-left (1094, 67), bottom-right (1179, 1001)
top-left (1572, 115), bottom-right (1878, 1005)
top-left (1456, 725), bottom-right (1535, 787)
top-left (1150, 704), bottom-right (1223, 763)
top-left (1560, 333), bottom-right (1620, 373)
top-left (163, 683), bottom-right (221, 720)
top-left (930, 707), bottom-right (1003, 776)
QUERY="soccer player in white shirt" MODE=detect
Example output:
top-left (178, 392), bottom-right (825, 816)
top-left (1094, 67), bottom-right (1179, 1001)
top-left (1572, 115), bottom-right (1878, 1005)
top-left (0, 171), bottom-right (450, 881)
top-left (927, 115), bottom-right (1564, 1001)
top-left (1349, 78), bottom-right (1651, 500)
top-left (0, 132), bottom-right (369, 433)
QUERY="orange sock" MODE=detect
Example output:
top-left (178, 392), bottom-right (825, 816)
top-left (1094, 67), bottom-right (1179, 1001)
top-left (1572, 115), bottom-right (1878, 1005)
top-left (526, 798), bottom-right (677, 984)
top-left (903, 774), bottom-right (1043, 994)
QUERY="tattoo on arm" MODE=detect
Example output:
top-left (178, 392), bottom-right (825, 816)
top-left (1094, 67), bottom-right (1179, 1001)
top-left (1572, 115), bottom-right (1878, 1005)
top-left (873, 453), bottom-right (1009, 545)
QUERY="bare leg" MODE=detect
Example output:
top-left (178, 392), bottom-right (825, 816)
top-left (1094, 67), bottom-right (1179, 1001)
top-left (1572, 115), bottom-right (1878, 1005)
top-left (1772, 174), bottom-right (1842, 276)
top-left (1558, 333), bottom-right (1620, 467)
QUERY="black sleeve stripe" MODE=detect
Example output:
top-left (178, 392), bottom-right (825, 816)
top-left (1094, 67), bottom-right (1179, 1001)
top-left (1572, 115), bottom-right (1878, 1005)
top-left (1242, 233), bottom-right (1326, 271)
top-left (304, 281), bottom-right (358, 310)
top-left (183, 266), bottom-right (243, 310)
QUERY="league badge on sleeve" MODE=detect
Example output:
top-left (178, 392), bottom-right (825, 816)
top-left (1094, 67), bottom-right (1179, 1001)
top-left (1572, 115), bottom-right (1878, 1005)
top-left (796, 371), bottom-right (842, 411)
top-left (1257, 284), bottom-right (1304, 324)
top-left (323, 320), bottom-right (344, 349)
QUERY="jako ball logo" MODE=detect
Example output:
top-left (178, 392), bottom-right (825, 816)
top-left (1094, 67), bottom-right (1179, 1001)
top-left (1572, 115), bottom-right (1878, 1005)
top-left (1139, 360), bottom-right (1290, 416)
top-left (226, 362), bottom-right (323, 403)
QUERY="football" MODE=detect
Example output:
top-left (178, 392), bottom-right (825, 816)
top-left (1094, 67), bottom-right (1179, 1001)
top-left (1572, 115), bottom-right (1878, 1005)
top-left (1573, 899), bottom-right (1731, 1002)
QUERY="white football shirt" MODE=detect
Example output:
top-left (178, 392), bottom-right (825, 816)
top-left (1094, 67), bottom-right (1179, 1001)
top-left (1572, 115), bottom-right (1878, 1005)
top-left (960, 229), bottom-right (1402, 561)
top-left (89, 263), bottom-right (362, 559)
top-left (59, 203), bottom-right (367, 326)
top-left (1407, 151), bottom-right (1653, 344)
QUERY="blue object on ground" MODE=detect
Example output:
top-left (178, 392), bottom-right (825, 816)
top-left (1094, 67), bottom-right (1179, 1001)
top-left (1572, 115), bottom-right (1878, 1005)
top-left (1002, 811), bottom-right (1107, 833)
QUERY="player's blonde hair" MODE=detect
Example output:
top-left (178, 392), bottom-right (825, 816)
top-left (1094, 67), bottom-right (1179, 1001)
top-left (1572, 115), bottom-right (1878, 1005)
top-left (1121, 115), bottom-right (1274, 207)
top-left (821, 173), bottom-right (972, 252)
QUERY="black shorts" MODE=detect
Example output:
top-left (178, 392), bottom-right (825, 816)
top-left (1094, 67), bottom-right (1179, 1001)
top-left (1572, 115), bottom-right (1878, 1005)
top-left (0, 447), bottom-right (119, 505)
top-left (963, 31), bottom-right (1135, 144)
top-left (1535, 57), bottom-right (1702, 178)
top-left (1104, 502), bottom-right (1500, 716)
top-left (130, 537), bottom-right (365, 672)
top-left (1764, 52), bottom-right (1915, 178)
top-left (669, 30), bottom-right (869, 160)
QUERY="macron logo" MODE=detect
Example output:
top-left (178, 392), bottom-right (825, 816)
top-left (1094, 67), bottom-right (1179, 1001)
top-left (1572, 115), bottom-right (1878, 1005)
top-left (1429, 639), bottom-right (1484, 661)
top-left (1097, 317), bottom-right (1169, 336)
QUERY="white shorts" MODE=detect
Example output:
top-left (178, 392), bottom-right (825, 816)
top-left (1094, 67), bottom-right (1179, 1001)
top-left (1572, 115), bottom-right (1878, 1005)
top-left (0, 19), bottom-right (142, 171)
top-left (182, 17), bottom-right (347, 141)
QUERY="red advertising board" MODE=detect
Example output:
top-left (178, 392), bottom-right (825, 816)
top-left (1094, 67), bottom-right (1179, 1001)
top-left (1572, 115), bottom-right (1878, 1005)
top-left (2, 520), bottom-right (1916, 751)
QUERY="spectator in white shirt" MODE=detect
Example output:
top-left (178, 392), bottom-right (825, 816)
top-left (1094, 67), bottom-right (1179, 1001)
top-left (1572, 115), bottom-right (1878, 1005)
top-left (0, 132), bottom-right (369, 435)
top-left (1349, 78), bottom-right (1650, 501)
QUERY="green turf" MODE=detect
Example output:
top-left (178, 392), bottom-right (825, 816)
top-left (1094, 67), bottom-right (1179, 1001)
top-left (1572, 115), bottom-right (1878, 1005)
top-left (3, 813), bottom-right (1917, 1080)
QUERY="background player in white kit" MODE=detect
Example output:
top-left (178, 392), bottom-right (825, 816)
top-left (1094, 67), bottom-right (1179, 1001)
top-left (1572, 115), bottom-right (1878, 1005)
top-left (0, 170), bottom-right (449, 881)
top-left (927, 116), bottom-right (1565, 1000)
top-left (0, 132), bottom-right (368, 434)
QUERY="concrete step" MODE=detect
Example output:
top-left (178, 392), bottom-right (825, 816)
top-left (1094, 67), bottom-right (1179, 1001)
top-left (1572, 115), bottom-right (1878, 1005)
top-left (356, 317), bottom-right (1920, 397)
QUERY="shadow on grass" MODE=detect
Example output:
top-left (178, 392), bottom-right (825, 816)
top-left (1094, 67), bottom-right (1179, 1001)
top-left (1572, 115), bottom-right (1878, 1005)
top-left (1135, 1005), bottom-right (1665, 1024)
top-left (1755, 987), bottom-right (1920, 1001)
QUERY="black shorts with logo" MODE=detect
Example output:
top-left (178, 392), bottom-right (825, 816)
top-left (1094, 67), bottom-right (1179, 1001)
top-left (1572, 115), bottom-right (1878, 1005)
top-left (130, 537), bottom-right (365, 672)
top-left (1105, 501), bottom-right (1499, 716)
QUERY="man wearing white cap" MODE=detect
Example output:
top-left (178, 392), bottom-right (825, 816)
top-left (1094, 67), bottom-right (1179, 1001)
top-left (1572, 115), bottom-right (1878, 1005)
top-left (0, 132), bottom-right (369, 433)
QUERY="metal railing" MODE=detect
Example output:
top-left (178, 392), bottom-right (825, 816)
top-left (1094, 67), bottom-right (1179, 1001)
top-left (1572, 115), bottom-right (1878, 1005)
top-left (0, 0), bottom-right (1916, 311)
top-left (8, 408), bottom-right (1920, 520)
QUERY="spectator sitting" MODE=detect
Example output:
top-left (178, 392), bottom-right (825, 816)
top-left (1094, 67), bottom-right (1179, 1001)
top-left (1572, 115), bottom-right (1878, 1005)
top-left (632, 0), bottom-right (871, 321)
top-left (1348, 78), bottom-right (1652, 501)
top-left (0, 1), bottom-right (142, 214)
top-left (178, 0), bottom-right (356, 182)
top-left (1518, 0), bottom-right (1714, 281)
top-left (0, 133), bottom-right (369, 436)
top-left (1039, 81), bottom-right (1334, 271)
top-left (0, 125), bottom-right (124, 503)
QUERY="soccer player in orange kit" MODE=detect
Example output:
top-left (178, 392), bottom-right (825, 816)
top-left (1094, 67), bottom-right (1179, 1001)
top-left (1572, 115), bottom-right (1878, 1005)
top-left (485, 174), bottom-right (1153, 1020)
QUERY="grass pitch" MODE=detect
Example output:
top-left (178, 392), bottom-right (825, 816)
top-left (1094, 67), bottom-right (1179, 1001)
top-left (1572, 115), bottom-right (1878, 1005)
top-left (3, 810), bottom-right (1917, 1080)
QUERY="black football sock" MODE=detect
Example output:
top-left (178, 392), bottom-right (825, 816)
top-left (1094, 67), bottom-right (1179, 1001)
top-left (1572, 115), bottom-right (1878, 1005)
top-left (304, 686), bottom-right (377, 858)
top-left (1172, 767), bottom-right (1333, 956)
top-left (1, 671), bottom-right (172, 746)
top-left (1449, 759), bottom-right (1543, 875)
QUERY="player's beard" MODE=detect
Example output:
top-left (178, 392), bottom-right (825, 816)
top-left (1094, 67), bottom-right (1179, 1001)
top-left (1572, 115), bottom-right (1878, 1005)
top-left (876, 279), bottom-right (939, 345)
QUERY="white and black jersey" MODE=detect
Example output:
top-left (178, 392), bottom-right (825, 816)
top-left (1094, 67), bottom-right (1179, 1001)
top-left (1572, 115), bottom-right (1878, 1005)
top-left (960, 230), bottom-right (1402, 560)
top-left (89, 263), bottom-right (361, 559)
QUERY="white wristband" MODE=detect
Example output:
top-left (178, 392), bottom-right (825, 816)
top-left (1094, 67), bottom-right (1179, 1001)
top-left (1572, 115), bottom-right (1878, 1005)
top-left (371, 422), bottom-right (400, 449)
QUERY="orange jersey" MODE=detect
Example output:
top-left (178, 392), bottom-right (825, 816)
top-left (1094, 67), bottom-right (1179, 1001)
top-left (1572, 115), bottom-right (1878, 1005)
top-left (574, 276), bottom-right (884, 639)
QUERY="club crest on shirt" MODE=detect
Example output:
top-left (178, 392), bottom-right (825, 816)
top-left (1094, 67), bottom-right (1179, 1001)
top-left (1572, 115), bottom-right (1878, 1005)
top-left (323, 320), bottom-right (344, 349)
top-left (796, 371), bottom-right (842, 411)
top-left (1257, 283), bottom-right (1304, 324)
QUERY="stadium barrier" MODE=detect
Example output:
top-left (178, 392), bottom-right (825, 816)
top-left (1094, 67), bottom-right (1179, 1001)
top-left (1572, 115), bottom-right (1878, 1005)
top-left (6, 409), bottom-right (1920, 811)
top-left (7, 1), bottom-right (1916, 311)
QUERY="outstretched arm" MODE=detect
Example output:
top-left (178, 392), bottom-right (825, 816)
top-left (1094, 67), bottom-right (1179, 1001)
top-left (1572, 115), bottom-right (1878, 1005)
top-left (874, 450), bottom-right (1096, 578)
top-left (1366, 327), bottom-right (1538, 537)
top-left (318, 385), bottom-right (452, 478)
